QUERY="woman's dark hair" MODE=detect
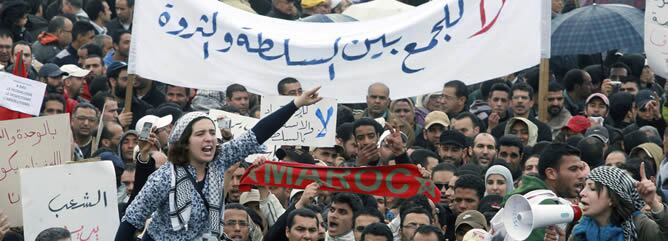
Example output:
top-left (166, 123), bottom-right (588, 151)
top-left (167, 116), bottom-right (219, 166)
top-left (593, 181), bottom-right (634, 226)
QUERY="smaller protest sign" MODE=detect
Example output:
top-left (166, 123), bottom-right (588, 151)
top-left (0, 72), bottom-right (46, 116)
top-left (645, 1), bottom-right (668, 79)
top-left (0, 114), bottom-right (71, 226)
top-left (209, 109), bottom-right (277, 160)
top-left (239, 161), bottom-right (440, 203)
top-left (20, 161), bottom-right (119, 241)
top-left (261, 96), bottom-right (337, 147)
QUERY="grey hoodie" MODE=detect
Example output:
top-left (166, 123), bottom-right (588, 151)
top-left (118, 130), bottom-right (138, 163)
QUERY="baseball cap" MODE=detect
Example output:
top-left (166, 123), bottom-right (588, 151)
top-left (439, 129), bottom-right (467, 148)
top-left (301, 0), bottom-right (326, 8)
top-left (38, 63), bottom-right (66, 78)
top-left (60, 64), bottom-right (90, 78)
top-left (106, 61), bottom-right (128, 78)
top-left (455, 210), bottom-right (489, 231)
top-left (636, 89), bottom-right (656, 110)
top-left (424, 111), bottom-right (450, 129)
top-left (378, 130), bottom-right (409, 147)
top-left (135, 114), bottom-right (173, 132)
top-left (276, 148), bottom-right (316, 164)
top-left (240, 189), bottom-right (261, 205)
top-left (585, 126), bottom-right (609, 144)
top-left (563, 116), bottom-right (590, 134)
top-left (585, 93), bottom-right (609, 107)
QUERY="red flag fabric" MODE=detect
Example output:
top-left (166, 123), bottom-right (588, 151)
top-left (239, 161), bottom-right (441, 203)
top-left (12, 51), bottom-right (26, 78)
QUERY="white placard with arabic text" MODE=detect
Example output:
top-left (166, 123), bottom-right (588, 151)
top-left (0, 114), bottom-right (71, 226)
top-left (208, 109), bottom-right (278, 160)
top-left (645, 0), bottom-right (668, 79)
top-left (0, 72), bottom-right (46, 116)
top-left (261, 96), bottom-right (337, 147)
top-left (20, 161), bottom-right (118, 241)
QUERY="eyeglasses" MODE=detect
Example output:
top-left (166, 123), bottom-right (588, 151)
top-left (224, 220), bottom-right (249, 227)
top-left (434, 183), bottom-right (449, 190)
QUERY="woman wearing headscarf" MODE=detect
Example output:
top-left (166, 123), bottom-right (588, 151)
top-left (115, 88), bottom-right (323, 241)
top-left (390, 98), bottom-right (421, 136)
top-left (484, 165), bottom-right (514, 197)
top-left (545, 165), bottom-right (668, 241)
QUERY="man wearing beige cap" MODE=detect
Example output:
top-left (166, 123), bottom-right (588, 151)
top-left (415, 111), bottom-right (449, 153)
top-left (61, 64), bottom-right (90, 103)
top-left (301, 0), bottom-right (331, 16)
top-left (454, 210), bottom-right (488, 241)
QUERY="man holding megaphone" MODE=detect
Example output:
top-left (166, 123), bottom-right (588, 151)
top-left (489, 143), bottom-right (587, 241)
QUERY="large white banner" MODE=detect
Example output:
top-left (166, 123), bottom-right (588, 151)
top-left (645, 0), bottom-right (668, 79)
top-left (20, 161), bottom-right (118, 241)
top-left (0, 114), bottom-right (71, 226)
top-left (130, 0), bottom-right (543, 103)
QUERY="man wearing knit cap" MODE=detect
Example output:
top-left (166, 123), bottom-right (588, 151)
top-left (301, 0), bottom-right (331, 17)
top-left (266, 0), bottom-right (299, 20)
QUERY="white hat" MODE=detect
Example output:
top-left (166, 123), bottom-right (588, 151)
top-left (135, 114), bottom-right (173, 132)
top-left (60, 64), bottom-right (90, 78)
top-left (240, 189), bottom-right (261, 205)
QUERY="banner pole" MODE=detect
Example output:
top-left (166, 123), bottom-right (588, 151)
top-left (123, 74), bottom-right (135, 113)
top-left (538, 58), bottom-right (550, 122)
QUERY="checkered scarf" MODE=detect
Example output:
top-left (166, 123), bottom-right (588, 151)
top-left (588, 166), bottom-right (645, 241)
top-left (168, 112), bottom-right (223, 239)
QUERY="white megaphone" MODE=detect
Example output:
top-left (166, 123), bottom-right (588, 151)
top-left (502, 194), bottom-right (582, 240)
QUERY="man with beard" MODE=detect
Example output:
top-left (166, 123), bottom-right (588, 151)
top-left (61, 64), bottom-right (90, 103)
top-left (563, 69), bottom-right (593, 116)
top-left (0, 30), bottom-right (12, 68)
top-left (41, 94), bottom-right (67, 116)
top-left (545, 82), bottom-right (571, 138)
top-left (431, 163), bottom-right (456, 207)
top-left (134, 76), bottom-right (166, 108)
top-left (107, 61), bottom-right (152, 128)
top-left (223, 204), bottom-right (252, 241)
top-left (71, 103), bottom-right (100, 158)
top-left (501, 143), bottom-right (585, 241)
top-left (106, 30), bottom-right (130, 65)
top-left (106, 0), bottom-right (133, 34)
top-left (225, 163), bottom-right (246, 203)
top-left (436, 130), bottom-right (467, 167)
top-left (468, 133), bottom-right (496, 168)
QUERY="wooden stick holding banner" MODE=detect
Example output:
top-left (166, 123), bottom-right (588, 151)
top-left (123, 74), bottom-right (136, 113)
top-left (538, 58), bottom-right (550, 122)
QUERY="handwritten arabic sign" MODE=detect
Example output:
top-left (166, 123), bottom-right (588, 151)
top-left (0, 72), bottom-right (46, 116)
top-left (261, 96), bottom-right (336, 147)
top-left (0, 114), bottom-right (71, 226)
top-left (646, 0), bottom-right (668, 79)
top-left (209, 109), bottom-right (277, 160)
top-left (129, 0), bottom-right (543, 103)
top-left (20, 161), bottom-right (118, 241)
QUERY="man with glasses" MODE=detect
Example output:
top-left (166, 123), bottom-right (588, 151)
top-left (399, 208), bottom-right (432, 241)
top-left (431, 163), bottom-right (456, 207)
top-left (223, 204), bottom-right (252, 241)
top-left (353, 209), bottom-right (384, 241)
top-left (70, 103), bottom-right (100, 158)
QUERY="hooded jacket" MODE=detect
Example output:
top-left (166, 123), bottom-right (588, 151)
top-left (504, 117), bottom-right (538, 146)
top-left (117, 130), bottom-right (138, 162)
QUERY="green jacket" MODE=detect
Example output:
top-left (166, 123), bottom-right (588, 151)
top-left (502, 175), bottom-right (557, 241)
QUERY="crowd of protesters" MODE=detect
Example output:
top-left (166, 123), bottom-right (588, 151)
top-left (0, 0), bottom-right (666, 241)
